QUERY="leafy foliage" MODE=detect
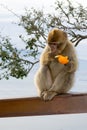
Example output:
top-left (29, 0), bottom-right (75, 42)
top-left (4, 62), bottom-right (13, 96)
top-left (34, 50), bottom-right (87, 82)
top-left (0, 0), bottom-right (87, 79)
top-left (0, 36), bottom-right (32, 79)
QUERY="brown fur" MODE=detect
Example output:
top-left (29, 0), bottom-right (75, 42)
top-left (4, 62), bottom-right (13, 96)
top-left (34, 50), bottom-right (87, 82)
top-left (34, 28), bottom-right (78, 101)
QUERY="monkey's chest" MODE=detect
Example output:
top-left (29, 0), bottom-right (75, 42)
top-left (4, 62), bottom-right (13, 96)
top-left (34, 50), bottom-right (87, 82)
top-left (49, 61), bottom-right (64, 79)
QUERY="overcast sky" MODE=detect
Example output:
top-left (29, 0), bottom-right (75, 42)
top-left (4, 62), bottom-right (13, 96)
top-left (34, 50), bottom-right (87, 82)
top-left (0, 0), bottom-right (87, 13)
top-left (0, 0), bottom-right (87, 60)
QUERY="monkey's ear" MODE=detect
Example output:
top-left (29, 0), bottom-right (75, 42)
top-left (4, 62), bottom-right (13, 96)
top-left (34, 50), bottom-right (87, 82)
top-left (53, 28), bottom-right (58, 35)
top-left (63, 32), bottom-right (67, 38)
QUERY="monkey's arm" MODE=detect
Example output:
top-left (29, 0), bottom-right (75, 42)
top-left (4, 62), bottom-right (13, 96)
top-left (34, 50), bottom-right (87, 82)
top-left (64, 43), bottom-right (78, 73)
top-left (40, 46), bottom-right (55, 65)
top-left (64, 58), bottom-right (78, 73)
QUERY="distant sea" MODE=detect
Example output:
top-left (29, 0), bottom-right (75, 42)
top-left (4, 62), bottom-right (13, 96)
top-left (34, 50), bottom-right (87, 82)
top-left (0, 59), bottom-right (87, 99)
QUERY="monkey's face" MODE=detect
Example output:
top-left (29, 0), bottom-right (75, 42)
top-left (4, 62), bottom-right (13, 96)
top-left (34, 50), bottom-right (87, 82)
top-left (48, 28), bottom-right (67, 54)
top-left (48, 42), bottom-right (63, 54)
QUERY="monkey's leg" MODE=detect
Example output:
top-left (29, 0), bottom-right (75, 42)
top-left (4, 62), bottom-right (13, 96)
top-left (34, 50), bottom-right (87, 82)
top-left (49, 72), bottom-right (75, 93)
top-left (34, 65), bottom-right (52, 98)
top-left (44, 72), bottom-right (75, 100)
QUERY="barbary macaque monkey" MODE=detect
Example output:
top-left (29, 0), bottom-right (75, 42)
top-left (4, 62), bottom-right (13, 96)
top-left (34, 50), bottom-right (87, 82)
top-left (34, 28), bottom-right (78, 101)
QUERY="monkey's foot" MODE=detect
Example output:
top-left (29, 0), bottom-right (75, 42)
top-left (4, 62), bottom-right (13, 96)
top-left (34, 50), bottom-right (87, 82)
top-left (42, 91), bottom-right (57, 101)
top-left (40, 90), bottom-right (47, 100)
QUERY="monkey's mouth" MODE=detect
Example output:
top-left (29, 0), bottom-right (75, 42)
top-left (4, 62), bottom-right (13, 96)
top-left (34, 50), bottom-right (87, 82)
top-left (51, 47), bottom-right (55, 52)
top-left (51, 47), bottom-right (61, 55)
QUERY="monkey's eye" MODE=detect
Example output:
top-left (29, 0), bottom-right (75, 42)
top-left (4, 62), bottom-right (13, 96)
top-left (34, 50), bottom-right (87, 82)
top-left (58, 42), bottom-right (63, 45)
top-left (52, 43), bottom-right (57, 45)
top-left (48, 42), bottom-right (57, 45)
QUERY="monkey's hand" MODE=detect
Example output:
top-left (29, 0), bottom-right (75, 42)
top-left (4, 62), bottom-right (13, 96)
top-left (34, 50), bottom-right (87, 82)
top-left (41, 90), bottom-right (57, 101)
top-left (42, 52), bottom-right (55, 65)
top-left (55, 55), bottom-right (69, 64)
top-left (64, 61), bottom-right (75, 72)
top-left (47, 52), bottom-right (55, 61)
